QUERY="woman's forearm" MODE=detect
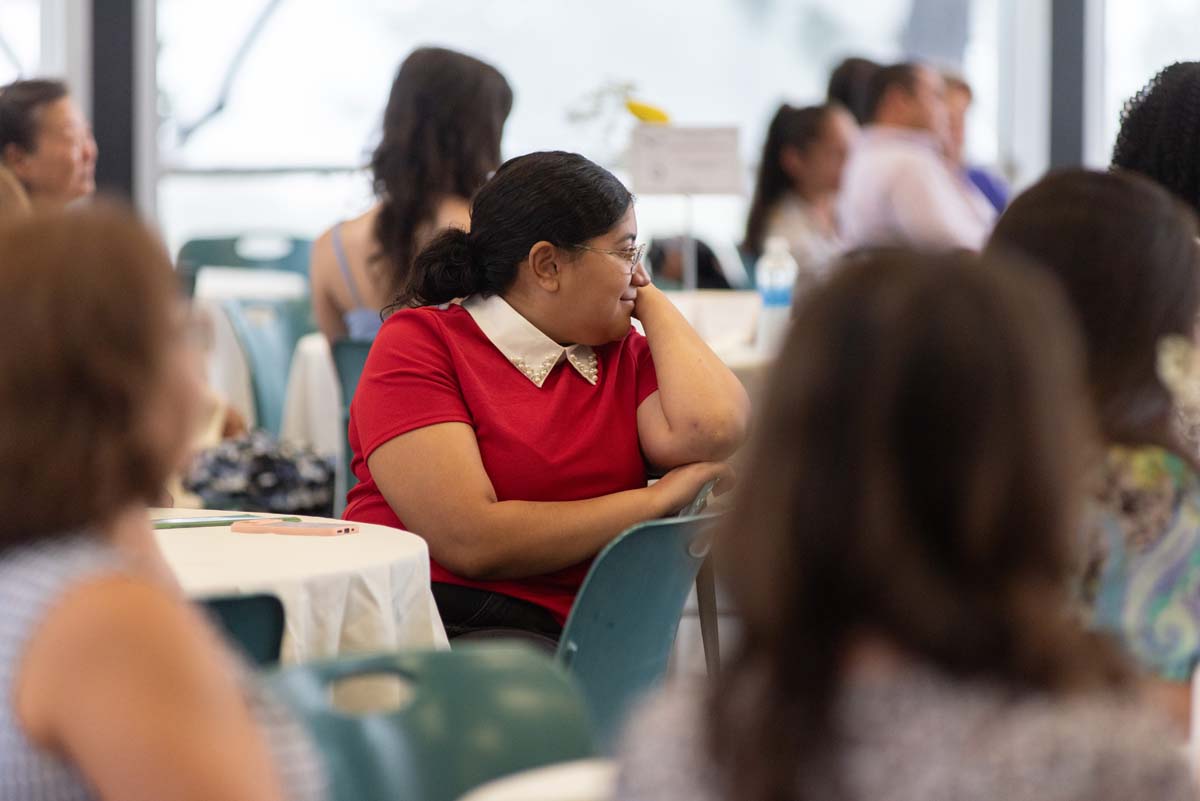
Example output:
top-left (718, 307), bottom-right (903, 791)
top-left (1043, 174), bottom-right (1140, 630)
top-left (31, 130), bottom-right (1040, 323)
top-left (430, 486), bottom-right (674, 580)
top-left (370, 424), bottom-right (731, 584)
top-left (636, 285), bottom-right (751, 459)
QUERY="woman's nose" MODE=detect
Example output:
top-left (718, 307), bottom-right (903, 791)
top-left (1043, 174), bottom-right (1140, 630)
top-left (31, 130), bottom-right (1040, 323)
top-left (632, 261), bottom-right (651, 286)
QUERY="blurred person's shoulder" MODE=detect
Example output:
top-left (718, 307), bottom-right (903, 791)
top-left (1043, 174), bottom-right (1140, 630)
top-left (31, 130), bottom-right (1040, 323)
top-left (613, 668), bottom-right (1197, 801)
top-left (987, 688), bottom-right (1196, 800)
top-left (613, 680), bottom-right (720, 801)
top-left (843, 666), bottom-right (1196, 801)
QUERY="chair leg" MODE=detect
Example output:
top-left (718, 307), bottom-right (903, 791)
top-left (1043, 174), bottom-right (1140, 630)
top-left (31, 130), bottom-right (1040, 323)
top-left (696, 559), bottom-right (721, 676)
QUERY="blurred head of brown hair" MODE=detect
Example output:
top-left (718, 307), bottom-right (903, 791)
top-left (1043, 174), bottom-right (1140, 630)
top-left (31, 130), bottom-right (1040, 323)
top-left (709, 248), bottom-right (1129, 801)
top-left (0, 201), bottom-right (185, 549)
top-left (986, 168), bottom-right (1200, 453)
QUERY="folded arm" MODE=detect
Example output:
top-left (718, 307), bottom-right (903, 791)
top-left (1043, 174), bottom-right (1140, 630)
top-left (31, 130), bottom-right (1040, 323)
top-left (368, 422), bottom-right (730, 580)
top-left (634, 284), bottom-right (751, 470)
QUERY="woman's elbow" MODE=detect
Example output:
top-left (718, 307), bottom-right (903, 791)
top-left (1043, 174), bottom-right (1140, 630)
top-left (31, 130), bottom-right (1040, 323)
top-left (683, 409), bottom-right (750, 460)
top-left (427, 534), bottom-right (509, 581)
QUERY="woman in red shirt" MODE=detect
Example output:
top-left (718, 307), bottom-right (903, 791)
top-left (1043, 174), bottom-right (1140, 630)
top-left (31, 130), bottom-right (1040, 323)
top-left (346, 151), bottom-right (750, 641)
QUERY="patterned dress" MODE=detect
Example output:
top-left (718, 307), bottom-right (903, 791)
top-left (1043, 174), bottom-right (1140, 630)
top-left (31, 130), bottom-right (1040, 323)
top-left (1081, 444), bottom-right (1200, 680)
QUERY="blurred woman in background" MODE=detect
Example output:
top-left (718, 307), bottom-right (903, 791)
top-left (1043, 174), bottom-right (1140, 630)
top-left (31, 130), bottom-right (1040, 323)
top-left (742, 103), bottom-right (857, 283)
top-left (987, 169), bottom-right (1200, 696)
top-left (310, 47), bottom-right (512, 342)
top-left (0, 205), bottom-right (322, 801)
top-left (617, 249), bottom-right (1193, 801)
top-left (0, 79), bottom-right (96, 209)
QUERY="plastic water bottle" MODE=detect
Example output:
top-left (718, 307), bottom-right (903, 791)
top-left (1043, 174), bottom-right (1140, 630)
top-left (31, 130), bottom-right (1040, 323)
top-left (755, 236), bottom-right (799, 354)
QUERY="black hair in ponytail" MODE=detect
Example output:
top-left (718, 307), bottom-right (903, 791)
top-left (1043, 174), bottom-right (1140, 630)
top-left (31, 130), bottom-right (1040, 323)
top-left (395, 151), bottom-right (633, 308)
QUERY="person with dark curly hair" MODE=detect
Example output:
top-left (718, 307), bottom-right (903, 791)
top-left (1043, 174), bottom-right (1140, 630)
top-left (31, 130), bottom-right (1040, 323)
top-left (1112, 61), bottom-right (1200, 216)
top-left (309, 48), bottom-right (512, 342)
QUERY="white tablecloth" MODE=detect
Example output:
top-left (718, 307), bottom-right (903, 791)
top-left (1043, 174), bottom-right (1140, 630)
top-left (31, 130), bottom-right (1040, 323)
top-left (281, 333), bottom-right (343, 459)
top-left (457, 759), bottom-right (616, 801)
top-left (151, 508), bottom-right (448, 665)
top-left (194, 267), bottom-right (310, 430)
top-left (660, 289), bottom-right (760, 350)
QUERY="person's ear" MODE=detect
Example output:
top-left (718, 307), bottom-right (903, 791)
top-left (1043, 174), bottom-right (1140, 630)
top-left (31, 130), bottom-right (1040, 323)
top-left (527, 241), bottom-right (562, 291)
top-left (3, 143), bottom-right (33, 181)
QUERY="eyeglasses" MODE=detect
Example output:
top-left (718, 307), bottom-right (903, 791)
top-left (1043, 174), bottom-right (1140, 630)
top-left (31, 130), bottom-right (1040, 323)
top-left (575, 242), bottom-right (647, 274)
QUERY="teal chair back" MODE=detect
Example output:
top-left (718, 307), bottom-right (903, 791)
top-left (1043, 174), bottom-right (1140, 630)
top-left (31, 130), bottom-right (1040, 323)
top-left (177, 235), bottom-right (312, 297)
top-left (330, 339), bottom-right (373, 516)
top-left (201, 593), bottom-right (285, 667)
top-left (555, 513), bottom-right (721, 748)
top-left (264, 647), bottom-right (596, 801)
top-left (220, 297), bottom-right (315, 435)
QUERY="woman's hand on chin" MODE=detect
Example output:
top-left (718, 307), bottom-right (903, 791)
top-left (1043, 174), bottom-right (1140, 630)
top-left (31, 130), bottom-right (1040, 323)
top-left (630, 263), bottom-right (658, 320)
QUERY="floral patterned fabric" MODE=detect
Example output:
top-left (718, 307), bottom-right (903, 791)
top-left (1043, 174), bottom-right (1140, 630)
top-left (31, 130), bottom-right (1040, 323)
top-left (182, 430), bottom-right (335, 516)
top-left (1081, 444), bottom-right (1200, 680)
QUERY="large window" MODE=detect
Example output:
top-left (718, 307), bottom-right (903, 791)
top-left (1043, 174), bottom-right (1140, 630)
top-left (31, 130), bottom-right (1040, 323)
top-left (156, 0), bottom-right (1003, 257)
top-left (1101, 0), bottom-right (1197, 166)
top-left (0, 0), bottom-right (41, 85)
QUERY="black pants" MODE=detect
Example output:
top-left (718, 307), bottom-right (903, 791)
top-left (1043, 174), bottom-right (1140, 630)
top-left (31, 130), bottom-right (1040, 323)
top-left (432, 582), bottom-right (563, 645)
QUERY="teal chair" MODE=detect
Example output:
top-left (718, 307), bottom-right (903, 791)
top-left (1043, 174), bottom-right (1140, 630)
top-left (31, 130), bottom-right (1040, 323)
top-left (220, 297), bottom-right (315, 436)
top-left (264, 646), bottom-right (596, 801)
top-left (330, 339), bottom-right (373, 516)
top-left (201, 593), bottom-right (285, 667)
top-left (177, 235), bottom-right (312, 297)
top-left (556, 512), bottom-right (722, 749)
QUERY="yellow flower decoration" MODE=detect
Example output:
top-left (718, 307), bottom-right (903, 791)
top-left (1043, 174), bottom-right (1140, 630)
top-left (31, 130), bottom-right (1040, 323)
top-left (625, 99), bottom-right (670, 124)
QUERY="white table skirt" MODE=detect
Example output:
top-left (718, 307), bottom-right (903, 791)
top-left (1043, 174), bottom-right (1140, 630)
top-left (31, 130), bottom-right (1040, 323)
top-left (660, 289), bottom-right (760, 350)
top-left (456, 759), bottom-right (616, 801)
top-left (281, 333), bottom-right (343, 459)
top-left (151, 508), bottom-right (448, 665)
top-left (194, 267), bottom-right (311, 430)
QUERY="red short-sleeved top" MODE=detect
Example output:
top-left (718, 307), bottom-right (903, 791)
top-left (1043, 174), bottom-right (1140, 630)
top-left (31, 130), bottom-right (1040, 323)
top-left (344, 294), bottom-right (659, 623)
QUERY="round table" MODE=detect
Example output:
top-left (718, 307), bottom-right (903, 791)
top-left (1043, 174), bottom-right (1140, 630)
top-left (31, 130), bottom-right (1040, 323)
top-left (151, 508), bottom-right (449, 667)
top-left (456, 759), bottom-right (616, 801)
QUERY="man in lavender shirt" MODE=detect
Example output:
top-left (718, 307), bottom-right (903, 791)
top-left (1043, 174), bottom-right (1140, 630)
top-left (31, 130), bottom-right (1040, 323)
top-left (838, 62), bottom-right (995, 251)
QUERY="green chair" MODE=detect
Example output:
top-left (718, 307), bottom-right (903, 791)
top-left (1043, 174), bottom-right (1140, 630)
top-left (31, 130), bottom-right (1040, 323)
top-left (264, 646), bottom-right (596, 801)
top-left (556, 512), bottom-right (722, 749)
top-left (220, 297), bottom-right (315, 436)
top-left (177, 235), bottom-right (312, 297)
top-left (201, 593), bottom-right (285, 668)
top-left (330, 339), bottom-right (373, 516)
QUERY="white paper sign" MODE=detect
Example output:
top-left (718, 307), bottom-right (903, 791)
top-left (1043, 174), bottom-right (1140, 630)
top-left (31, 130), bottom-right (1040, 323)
top-left (629, 125), bottom-right (742, 195)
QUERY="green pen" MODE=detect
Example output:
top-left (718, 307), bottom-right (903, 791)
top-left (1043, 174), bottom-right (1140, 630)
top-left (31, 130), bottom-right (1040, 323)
top-left (152, 514), bottom-right (302, 530)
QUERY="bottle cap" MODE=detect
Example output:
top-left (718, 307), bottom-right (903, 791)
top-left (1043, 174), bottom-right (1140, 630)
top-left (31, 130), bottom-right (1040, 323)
top-left (764, 236), bottom-right (790, 255)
